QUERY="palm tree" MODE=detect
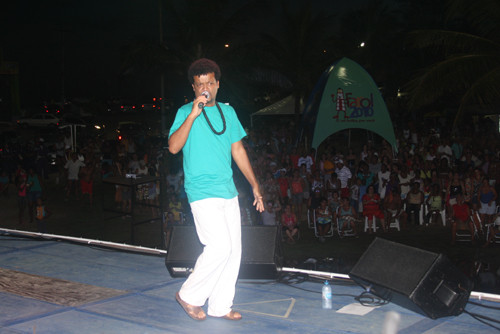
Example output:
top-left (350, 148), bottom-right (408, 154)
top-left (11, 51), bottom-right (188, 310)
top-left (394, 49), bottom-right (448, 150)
top-left (406, 0), bottom-right (500, 130)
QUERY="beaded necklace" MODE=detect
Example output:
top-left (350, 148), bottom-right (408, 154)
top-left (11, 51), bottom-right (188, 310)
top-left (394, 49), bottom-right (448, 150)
top-left (202, 102), bottom-right (226, 135)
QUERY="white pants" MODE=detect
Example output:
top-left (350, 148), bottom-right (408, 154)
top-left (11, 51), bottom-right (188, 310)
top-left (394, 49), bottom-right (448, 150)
top-left (178, 196), bottom-right (241, 317)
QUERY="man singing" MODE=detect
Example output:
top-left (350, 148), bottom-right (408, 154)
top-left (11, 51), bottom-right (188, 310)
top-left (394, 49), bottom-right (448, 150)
top-left (168, 58), bottom-right (264, 321)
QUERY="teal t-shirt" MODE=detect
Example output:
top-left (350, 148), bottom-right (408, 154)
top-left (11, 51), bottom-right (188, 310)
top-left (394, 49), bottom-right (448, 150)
top-left (27, 175), bottom-right (42, 192)
top-left (169, 102), bottom-right (246, 203)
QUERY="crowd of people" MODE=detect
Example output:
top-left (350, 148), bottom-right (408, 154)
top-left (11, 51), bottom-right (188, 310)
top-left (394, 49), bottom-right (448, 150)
top-left (0, 131), bottom-right (168, 231)
top-left (244, 119), bottom-right (500, 245)
top-left (1, 117), bottom-right (500, 246)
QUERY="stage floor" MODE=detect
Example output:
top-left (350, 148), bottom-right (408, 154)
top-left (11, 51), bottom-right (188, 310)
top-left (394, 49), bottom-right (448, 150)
top-left (0, 235), bottom-right (498, 334)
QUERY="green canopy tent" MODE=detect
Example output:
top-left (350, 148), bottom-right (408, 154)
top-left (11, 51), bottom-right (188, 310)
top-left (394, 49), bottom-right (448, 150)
top-left (304, 57), bottom-right (397, 153)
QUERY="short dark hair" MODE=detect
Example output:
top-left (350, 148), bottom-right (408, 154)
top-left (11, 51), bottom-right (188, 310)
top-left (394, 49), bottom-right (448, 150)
top-left (188, 58), bottom-right (221, 84)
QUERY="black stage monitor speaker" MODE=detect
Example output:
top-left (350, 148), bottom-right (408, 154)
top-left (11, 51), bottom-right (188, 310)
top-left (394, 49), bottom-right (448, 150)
top-left (165, 225), bottom-right (282, 279)
top-left (349, 238), bottom-right (472, 319)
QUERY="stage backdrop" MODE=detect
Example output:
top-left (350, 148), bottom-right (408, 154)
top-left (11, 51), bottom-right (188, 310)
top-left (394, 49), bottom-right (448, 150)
top-left (308, 57), bottom-right (397, 152)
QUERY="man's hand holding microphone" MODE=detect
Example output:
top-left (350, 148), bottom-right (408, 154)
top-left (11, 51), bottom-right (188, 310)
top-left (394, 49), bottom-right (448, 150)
top-left (191, 91), bottom-right (210, 118)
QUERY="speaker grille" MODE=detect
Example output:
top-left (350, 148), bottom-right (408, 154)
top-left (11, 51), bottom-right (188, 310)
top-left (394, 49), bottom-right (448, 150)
top-left (165, 225), bottom-right (282, 279)
top-left (349, 237), bottom-right (472, 319)
top-left (241, 226), bottom-right (279, 263)
top-left (351, 238), bottom-right (438, 295)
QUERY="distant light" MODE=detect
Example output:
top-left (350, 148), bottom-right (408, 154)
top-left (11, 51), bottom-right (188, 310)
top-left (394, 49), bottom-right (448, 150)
top-left (397, 89), bottom-right (408, 98)
top-left (224, 44), bottom-right (229, 48)
top-left (323, 49), bottom-right (327, 53)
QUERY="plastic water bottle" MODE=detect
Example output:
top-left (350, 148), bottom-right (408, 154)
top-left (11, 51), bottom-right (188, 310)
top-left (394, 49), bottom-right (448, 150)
top-left (322, 280), bottom-right (332, 309)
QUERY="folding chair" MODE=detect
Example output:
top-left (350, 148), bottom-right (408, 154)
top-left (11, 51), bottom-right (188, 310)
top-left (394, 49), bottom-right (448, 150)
top-left (470, 210), bottom-right (484, 237)
top-left (484, 207), bottom-right (500, 244)
top-left (416, 204), bottom-right (425, 225)
top-left (455, 212), bottom-right (480, 243)
top-left (404, 203), bottom-right (424, 225)
top-left (387, 211), bottom-right (401, 231)
top-left (455, 228), bottom-right (473, 242)
top-left (335, 206), bottom-right (356, 237)
top-left (313, 208), bottom-right (334, 238)
top-left (307, 208), bottom-right (315, 229)
top-left (486, 221), bottom-right (500, 244)
top-left (364, 215), bottom-right (379, 233)
top-left (425, 204), bottom-right (446, 226)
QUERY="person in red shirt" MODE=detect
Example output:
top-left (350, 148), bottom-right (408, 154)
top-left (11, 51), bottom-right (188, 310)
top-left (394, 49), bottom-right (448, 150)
top-left (451, 194), bottom-right (474, 244)
top-left (290, 169), bottom-right (305, 223)
top-left (276, 168), bottom-right (289, 201)
top-left (362, 185), bottom-right (386, 233)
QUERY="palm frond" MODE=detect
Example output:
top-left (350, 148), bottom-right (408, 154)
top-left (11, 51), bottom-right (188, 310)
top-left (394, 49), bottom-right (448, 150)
top-left (408, 54), bottom-right (499, 108)
top-left (407, 29), bottom-right (500, 54)
top-left (453, 65), bottom-right (500, 127)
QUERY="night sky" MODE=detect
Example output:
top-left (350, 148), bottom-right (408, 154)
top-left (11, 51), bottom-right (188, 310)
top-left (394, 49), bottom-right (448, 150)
top-left (2, 1), bottom-right (158, 108)
top-left (1, 0), bottom-right (375, 111)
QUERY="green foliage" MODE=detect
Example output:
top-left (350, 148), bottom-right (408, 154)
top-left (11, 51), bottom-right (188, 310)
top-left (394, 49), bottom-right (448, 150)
top-left (407, 0), bottom-right (500, 129)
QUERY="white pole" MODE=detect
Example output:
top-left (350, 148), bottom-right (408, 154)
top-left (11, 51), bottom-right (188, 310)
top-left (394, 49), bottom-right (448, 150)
top-left (70, 125), bottom-right (74, 152)
top-left (280, 266), bottom-right (500, 303)
top-left (281, 266), bottom-right (350, 280)
top-left (0, 228), bottom-right (166, 255)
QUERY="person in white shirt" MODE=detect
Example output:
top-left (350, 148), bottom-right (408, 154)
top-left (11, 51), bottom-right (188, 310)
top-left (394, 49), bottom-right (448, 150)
top-left (398, 166), bottom-right (414, 199)
top-left (64, 152), bottom-right (85, 198)
top-left (261, 199), bottom-right (281, 225)
top-left (127, 154), bottom-right (140, 174)
top-left (377, 163), bottom-right (391, 199)
top-left (335, 159), bottom-right (352, 199)
top-left (437, 138), bottom-right (453, 166)
top-left (298, 150), bottom-right (313, 173)
top-left (137, 160), bottom-right (148, 176)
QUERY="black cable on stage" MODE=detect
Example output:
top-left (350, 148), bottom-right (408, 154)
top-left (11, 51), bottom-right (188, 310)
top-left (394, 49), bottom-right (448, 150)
top-left (468, 300), bottom-right (500, 310)
top-left (277, 272), bottom-right (309, 285)
top-left (274, 273), bottom-right (365, 299)
top-left (464, 310), bottom-right (500, 332)
top-left (354, 290), bottom-right (389, 307)
top-left (465, 310), bottom-right (500, 324)
top-left (0, 236), bottom-right (40, 242)
top-left (239, 280), bottom-right (278, 285)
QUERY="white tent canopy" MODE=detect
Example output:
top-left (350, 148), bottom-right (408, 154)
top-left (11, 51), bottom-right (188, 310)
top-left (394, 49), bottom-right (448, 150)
top-left (251, 95), bottom-right (299, 127)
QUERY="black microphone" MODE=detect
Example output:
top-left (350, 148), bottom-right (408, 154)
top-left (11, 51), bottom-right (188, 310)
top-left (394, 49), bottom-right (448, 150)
top-left (198, 91), bottom-right (210, 109)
